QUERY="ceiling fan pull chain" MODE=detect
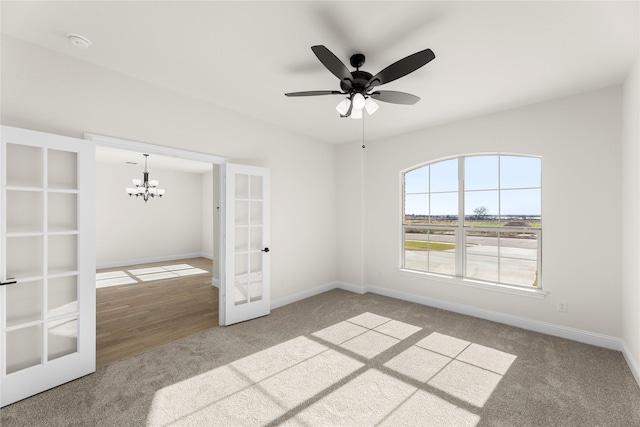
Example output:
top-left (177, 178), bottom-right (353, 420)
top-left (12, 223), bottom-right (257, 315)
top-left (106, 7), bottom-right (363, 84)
top-left (362, 113), bottom-right (366, 149)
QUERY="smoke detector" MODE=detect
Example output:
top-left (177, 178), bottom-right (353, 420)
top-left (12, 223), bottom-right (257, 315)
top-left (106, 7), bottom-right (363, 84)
top-left (66, 33), bottom-right (91, 49)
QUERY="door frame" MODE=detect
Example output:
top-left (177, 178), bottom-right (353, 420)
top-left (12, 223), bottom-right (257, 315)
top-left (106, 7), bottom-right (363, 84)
top-left (84, 133), bottom-right (229, 320)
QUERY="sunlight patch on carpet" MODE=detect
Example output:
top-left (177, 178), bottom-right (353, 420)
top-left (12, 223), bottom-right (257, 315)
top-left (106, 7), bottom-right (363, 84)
top-left (146, 313), bottom-right (516, 426)
top-left (383, 346), bottom-right (451, 382)
top-left (385, 331), bottom-right (517, 408)
top-left (146, 336), bottom-right (363, 426)
top-left (312, 320), bottom-right (368, 345)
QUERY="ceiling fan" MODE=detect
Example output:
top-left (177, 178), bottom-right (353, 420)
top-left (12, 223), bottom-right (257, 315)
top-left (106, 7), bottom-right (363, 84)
top-left (285, 45), bottom-right (435, 119)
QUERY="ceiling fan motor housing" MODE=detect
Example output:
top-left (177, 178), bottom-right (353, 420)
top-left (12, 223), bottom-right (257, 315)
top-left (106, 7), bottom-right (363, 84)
top-left (341, 70), bottom-right (374, 95)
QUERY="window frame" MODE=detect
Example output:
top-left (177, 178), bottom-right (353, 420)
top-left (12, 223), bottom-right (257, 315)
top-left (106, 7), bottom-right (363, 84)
top-left (401, 154), bottom-right (543, 293)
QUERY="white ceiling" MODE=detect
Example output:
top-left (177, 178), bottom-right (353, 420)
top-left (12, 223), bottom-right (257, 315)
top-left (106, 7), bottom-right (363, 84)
top-left (2, 0), bottom-right (639, 151)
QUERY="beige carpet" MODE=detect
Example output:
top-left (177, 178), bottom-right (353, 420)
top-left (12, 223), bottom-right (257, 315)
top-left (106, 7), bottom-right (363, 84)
top-left (1, 289), bottom-right (639, 426)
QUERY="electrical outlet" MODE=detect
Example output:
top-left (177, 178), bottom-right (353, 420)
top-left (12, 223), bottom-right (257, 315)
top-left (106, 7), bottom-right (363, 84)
top-left (557, 301), bottom-right (568, 313)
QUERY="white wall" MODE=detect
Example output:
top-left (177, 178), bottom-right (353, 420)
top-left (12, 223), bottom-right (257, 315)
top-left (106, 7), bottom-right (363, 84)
top-left (339, 86), bottom-right (623, 337)
top-left (336, 143), bottom-right (365, 286)
top-left (1, 36), bottom-right (338, 301)
top-left (95, 161), bottom-right (204, 267)
top-left (622, 57), bottom-right (640, 379)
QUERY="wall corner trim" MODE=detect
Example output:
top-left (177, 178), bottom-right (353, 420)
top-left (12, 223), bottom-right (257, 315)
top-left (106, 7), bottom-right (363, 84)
top-left (621, 341), bottom-right (640, 390)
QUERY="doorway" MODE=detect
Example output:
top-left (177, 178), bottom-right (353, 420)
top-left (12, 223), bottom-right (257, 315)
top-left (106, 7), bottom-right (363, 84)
top-left (93, 142), bottom-right (223, 366)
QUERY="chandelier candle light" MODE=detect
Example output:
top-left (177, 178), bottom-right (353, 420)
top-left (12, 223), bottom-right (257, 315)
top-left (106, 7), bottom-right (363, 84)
top-left (125, 154), bottom-right (165, 202)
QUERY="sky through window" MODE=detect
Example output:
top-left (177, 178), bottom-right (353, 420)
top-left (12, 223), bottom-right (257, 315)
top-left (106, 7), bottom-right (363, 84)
top-left (404, 155), bottom-right (541, 219)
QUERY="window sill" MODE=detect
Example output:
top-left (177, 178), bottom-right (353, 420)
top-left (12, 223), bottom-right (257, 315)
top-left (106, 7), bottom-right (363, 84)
top-left (398, 268), bottom-right (548, 299)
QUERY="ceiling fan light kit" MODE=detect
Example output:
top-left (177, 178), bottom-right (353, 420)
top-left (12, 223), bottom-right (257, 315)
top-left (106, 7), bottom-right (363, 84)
top-left (336, 98), bottom-right (350, 115)
top-left (285, 45), bottom-right (435, 119)
top-left (351, 108), bottom-right (363, 120)
top-left (365, 97), bottom-right (379, 115)
top-left (352, 93), bottom-right (366, 109)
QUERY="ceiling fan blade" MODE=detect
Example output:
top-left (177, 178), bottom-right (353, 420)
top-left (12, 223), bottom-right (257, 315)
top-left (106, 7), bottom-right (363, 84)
top-left (285, 90), bottom-right (344, 97)
top-left (370, 90), bottom-right (420, 105)
top-left (368, 48), bottom-right (435, 89)
top-left (311, 45), bottom-right (353, 89)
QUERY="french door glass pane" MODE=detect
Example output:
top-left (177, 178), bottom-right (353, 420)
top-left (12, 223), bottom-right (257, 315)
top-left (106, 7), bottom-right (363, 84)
top-left (6, 236), bottom-right (43, 278)
top-left (48, 235), bottom-right (77, 274)
top-left (47, 318), bottom-right (78, 361)
top-left (48, 275), bottom-right (78, 317)
top-left (250, 201), bottom-right (262, 225)
top-left (235, 201), bottom-right (249, 225)
top-left (235, 227), bottom-right (248, 252)
top-left (250, 228), bottom-right (262, 251)
top-left (47, 149), bottom-right (77, 190)
top-left (6, 325), bottom-right (42, 374)
top-left (6, 143), bottom-right (42, 187)
top-left (48, 193), bottom-right (77, 232)
top-left (250, 252), bottom-right (263, 302)
top-left (6, 190), bottom-right (43, 233)
top-left (235, 174), bottom-right (248, 198)
top-left (250, 175), bottom-right (263, 199)
top-left (234, 252), bottom-right (248, 305)
top-left (6, 280), bottom-right (43, 327)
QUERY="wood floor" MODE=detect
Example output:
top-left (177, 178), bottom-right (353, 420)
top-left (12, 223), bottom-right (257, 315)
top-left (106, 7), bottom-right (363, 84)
top-left (96, 257), bottom-right (218, 367)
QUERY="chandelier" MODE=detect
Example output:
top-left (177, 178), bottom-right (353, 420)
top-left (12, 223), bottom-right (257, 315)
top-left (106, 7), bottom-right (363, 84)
top-left (125, 154), bottom-right (165, 202)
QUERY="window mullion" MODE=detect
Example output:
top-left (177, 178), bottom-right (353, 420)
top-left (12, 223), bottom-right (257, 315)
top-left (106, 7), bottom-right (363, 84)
top-left (457, 156), bottom-right (464, 277)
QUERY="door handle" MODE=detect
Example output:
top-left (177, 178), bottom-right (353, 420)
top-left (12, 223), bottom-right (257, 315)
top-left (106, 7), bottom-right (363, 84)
top-left (0, 278), bottom-right (17, 286)
top-left (262, 247), bottom-right (270, 253)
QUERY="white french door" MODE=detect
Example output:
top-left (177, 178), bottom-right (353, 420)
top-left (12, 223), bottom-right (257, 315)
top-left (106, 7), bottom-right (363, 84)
top-left (0, 126), bottom-right (96, 407)
top-left (220, 163), bottom-right (270, 326)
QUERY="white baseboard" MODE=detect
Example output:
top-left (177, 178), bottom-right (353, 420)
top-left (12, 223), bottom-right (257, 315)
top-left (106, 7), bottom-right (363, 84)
top-left (97, 253), bottom-right (210, 269)
top-left (361, 283), bottom-right (623, 351)
top-left (271, 282), bottom-right (339, 310)
top-left (269, 280), bottom-right (640, 388)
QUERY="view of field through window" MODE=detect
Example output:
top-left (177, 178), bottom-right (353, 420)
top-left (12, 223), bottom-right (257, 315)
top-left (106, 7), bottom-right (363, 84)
top-left (403, 155), bottom-right (541, 287)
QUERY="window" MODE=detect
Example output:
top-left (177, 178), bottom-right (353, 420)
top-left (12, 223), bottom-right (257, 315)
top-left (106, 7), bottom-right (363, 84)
top-left (402, 155), bottom-right (541, 288)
